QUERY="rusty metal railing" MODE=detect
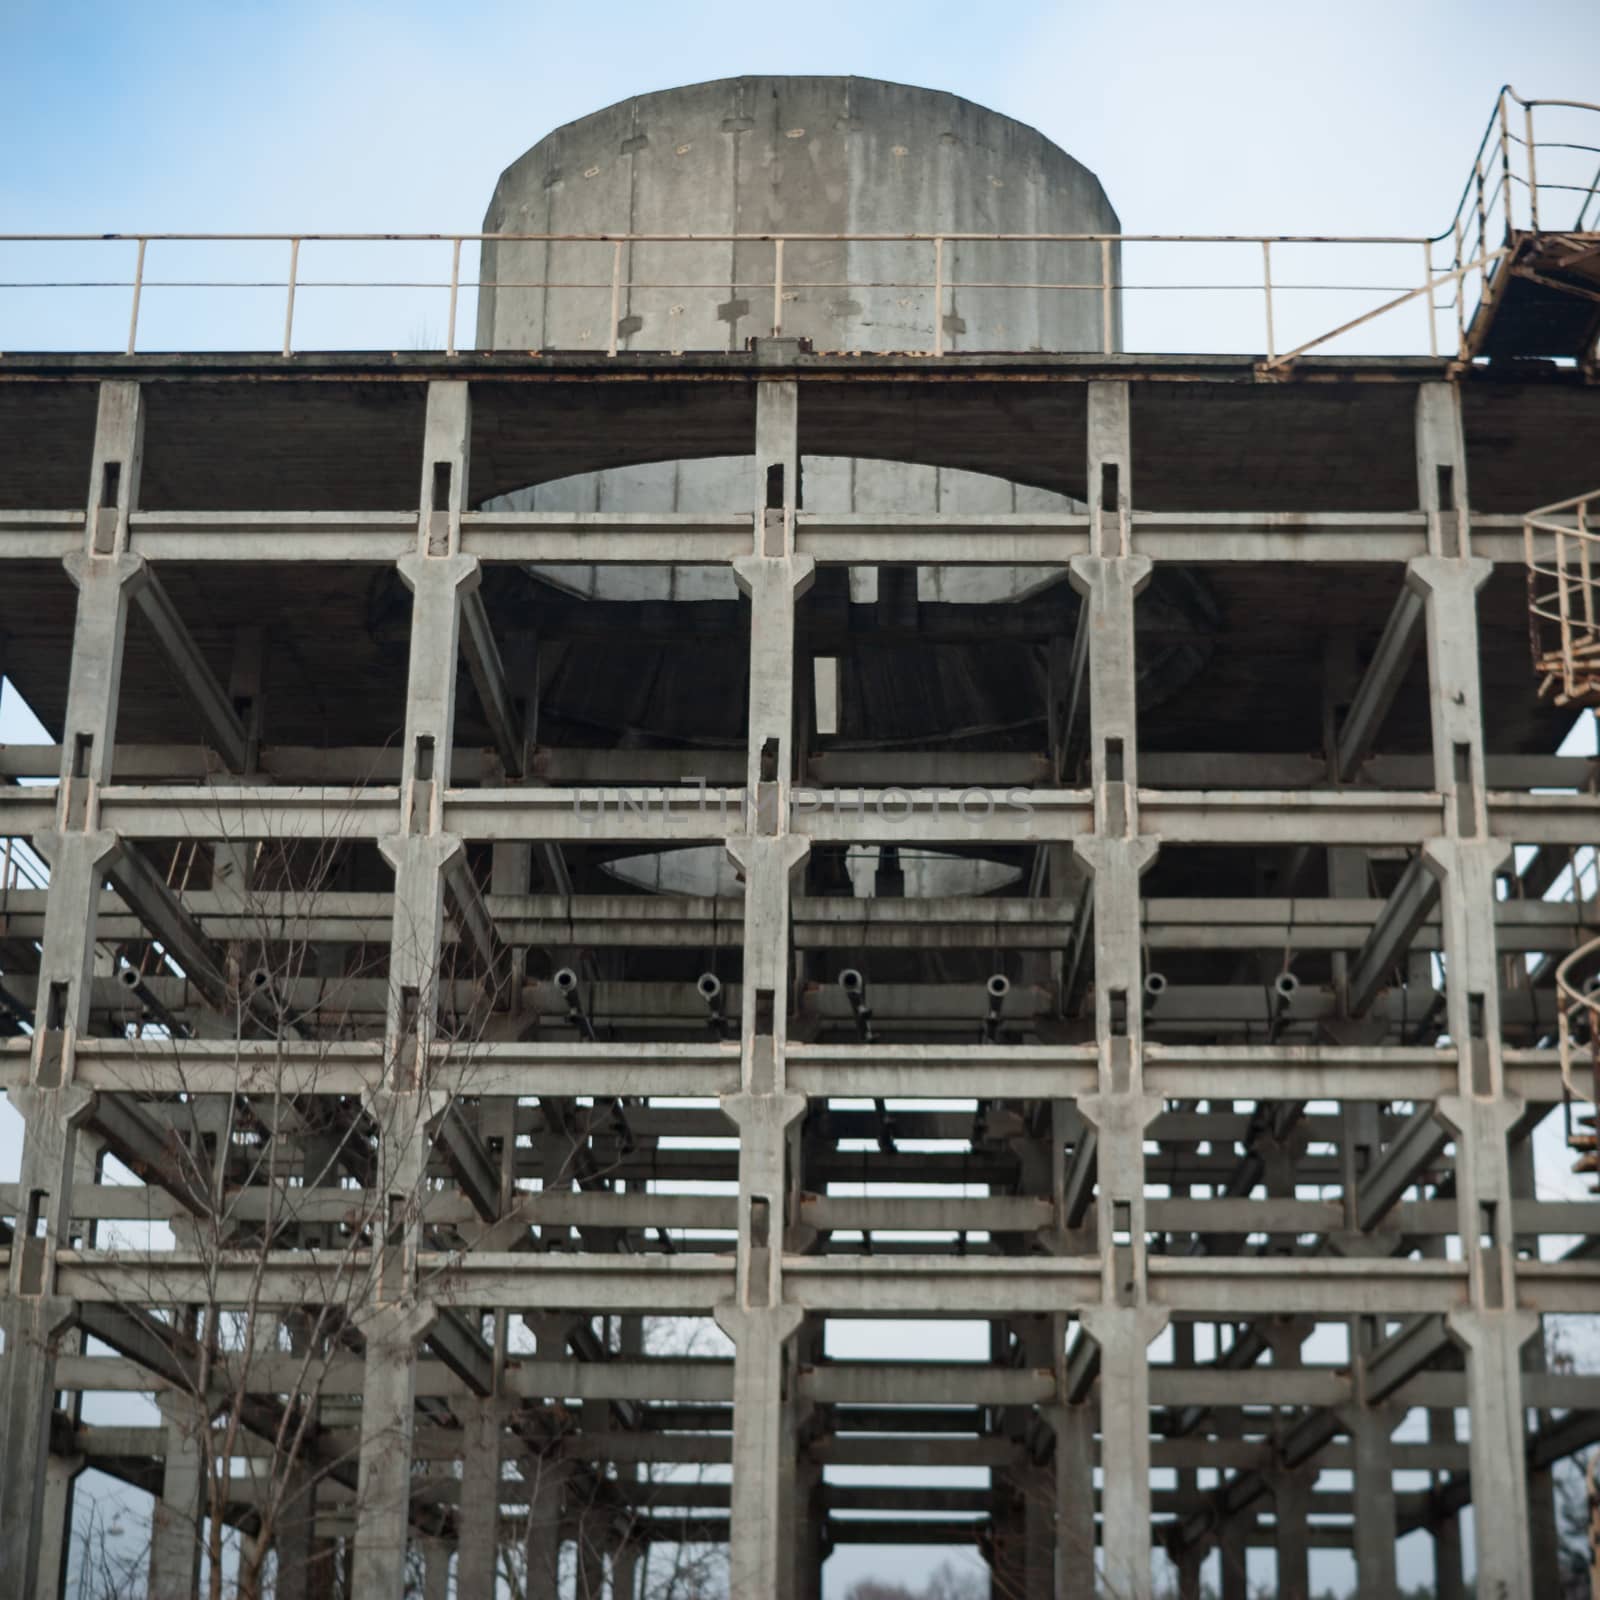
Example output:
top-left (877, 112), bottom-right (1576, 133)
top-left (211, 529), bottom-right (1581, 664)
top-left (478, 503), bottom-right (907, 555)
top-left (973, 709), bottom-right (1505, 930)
top-left (0, 88), bottom-right (1594, 364)
top-left (1555, 936), bottom-right (1600, 1192)
top-left (1434, 86), bottom-right (1600, 355)
top-left (1526, 490), bottom-right (1600, 705)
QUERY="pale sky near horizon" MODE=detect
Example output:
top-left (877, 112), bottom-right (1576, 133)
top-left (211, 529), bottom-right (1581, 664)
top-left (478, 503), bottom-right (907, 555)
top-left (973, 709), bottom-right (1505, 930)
top-left (3, 1), bottom-right (1599, 1594)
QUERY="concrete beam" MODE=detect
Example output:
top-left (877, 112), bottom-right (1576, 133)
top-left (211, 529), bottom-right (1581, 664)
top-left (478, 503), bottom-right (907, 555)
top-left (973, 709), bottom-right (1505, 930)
top-left (1355, 1106), bottom-right (1451, 1230)
top-left (128, 567), bottom-right (250, 772)
top-left (1347, 854), bottom-right (1444, 1016)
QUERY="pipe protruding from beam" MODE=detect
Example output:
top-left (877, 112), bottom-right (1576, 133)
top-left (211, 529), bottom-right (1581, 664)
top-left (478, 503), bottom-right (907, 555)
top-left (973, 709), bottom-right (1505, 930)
top-left (553, 967), bottom-right (596, 1042)
top-left (840, 969), bottom-right (876, 1044)
top-left (697, 971), bottom-right (729, 1038)
top-left (983, 973), bottom-right (1010, 1042)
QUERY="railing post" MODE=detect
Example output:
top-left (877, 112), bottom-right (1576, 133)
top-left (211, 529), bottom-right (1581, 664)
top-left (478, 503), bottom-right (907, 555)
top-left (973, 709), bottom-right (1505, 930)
top-left (282, 236), bottom-right (300, 358)
top-left (1497, 92), bottom-right (1515, 234)
top-left (1453, 216), bottom-right (1468, 360)
top-left (1524, 102), bottom-right (1541, 231)
top-left (126, 238), bottom-right (146, 357)
top-left (1260, 239), bottom-right (1275, 361)
top-left (446, 237), bottom-right (461, 357)
top-left (933, 235), bottom-right (945, 357)
top-left (772, 237), bottom-right (785, 338)
top-left (608, 238), bottom-right (622, 358)
top-left (1100, 237), bottom-right (1113, 354)
top-left (1423, 239), bottom-right (1439, 358)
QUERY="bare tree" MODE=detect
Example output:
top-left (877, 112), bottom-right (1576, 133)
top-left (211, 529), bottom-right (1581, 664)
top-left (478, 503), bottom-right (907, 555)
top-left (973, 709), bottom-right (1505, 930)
top-left (66, 805), bottom-right (498, 1600)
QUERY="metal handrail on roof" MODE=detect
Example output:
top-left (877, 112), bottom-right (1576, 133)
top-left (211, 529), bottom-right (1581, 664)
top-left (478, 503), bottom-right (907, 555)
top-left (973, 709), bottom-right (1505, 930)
top-left (0, 88), bottom-right (1594, 364)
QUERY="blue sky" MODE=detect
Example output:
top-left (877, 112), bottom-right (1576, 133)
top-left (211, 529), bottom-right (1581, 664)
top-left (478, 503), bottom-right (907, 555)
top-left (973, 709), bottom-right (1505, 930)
top-left (3, 0), bottom-right (1595, 237)
top-left (2, 2), bottom-right (1597, 1594)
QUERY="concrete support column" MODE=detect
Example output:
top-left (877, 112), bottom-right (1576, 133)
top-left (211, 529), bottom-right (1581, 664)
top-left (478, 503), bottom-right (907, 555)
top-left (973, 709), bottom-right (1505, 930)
top-left (36, 1450), bottom-right (84, 1600)
top-left (457, 1397), bottom-right (505, 1598)
top-left (272, 1450), bottom-right (330, 1600)
top-left (718, 369), bottom-right (810, 1599)
top-left (612, 1540), bottom-right (638, 1600)
top-left (1422, 1233), bottom-right (1466, 1600)
top-left (0, 381), bottom-right (145, 1600)
top-left (1510, 1133), bottom-right (1563, 1595)
top-left (1175, 1547), bottom-right (1203, 1600)
top-left (1409, 381), bottom-right (1534, 1600)
top-left (1270, 1465), bottom-right (1314, 1600)
top-left (421, 1535), bottom-right (451, 1600)
top-left (1264, 1317), bottom-right (1311, 1600)
top-left (1048, 1395), bottom-right (1095, 1595)
top-left (149, 1392), bottom-right (205, 1600)
top-left (523, 1446), bottom-right (567, 1597)
top-left (1069, 381), bottom-right (1163, 1600)
top-left (351, 1303), bottom-right (436, 1598)
top-left (1345, 1397), bottom-right (1398, 1597)
top-left (350, 382), bottom-right (478, 1597)
top-left (1217, 1515), bottom-right (1250, 1600)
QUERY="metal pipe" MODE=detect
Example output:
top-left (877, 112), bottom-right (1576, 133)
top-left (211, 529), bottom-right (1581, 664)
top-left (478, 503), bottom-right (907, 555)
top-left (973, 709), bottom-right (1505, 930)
top-left (1144, 971), bottom-right (1168, 1013)
top-left (1100, 237), bottom-right (1113, 354)
top-left (555, 966), bottom-right (596, 1042)
top-left (697, 971), bottom-right (728, 1038)
top-left (1260, 239), bottom-right (1274, 361)
top-left (446, 237), bottom-right (461, 357)
top-left (983, 973), bottom-right (1010, 1043)
top-left (281, 237), bottom-right (300, 357)
top-left (117, 961), bottom-right (189, 1039)
top-left (126, 238), bottom-right (146, 356)
top-left (608, 239), bottom-right (622, 358)
top-left (839, 968), bottom-right (875, 1043)
top-left (772, 236), bottom-right (785, 338)
top-left (838, 969), bottom-right (895, 1149)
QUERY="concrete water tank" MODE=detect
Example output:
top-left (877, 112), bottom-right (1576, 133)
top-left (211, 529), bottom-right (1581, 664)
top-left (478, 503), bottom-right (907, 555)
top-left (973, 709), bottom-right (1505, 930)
top-left (477, 74), bottom-right (1121, 357)
top-left (471, 78), bottom-right (1211, 897)
top-left (476, 76), bottom-right (1123, 609)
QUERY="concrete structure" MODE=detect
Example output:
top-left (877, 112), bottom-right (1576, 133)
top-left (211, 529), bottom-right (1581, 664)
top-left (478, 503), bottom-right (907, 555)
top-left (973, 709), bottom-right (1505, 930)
top-left (0, 75), bottom-right (1599, 1600)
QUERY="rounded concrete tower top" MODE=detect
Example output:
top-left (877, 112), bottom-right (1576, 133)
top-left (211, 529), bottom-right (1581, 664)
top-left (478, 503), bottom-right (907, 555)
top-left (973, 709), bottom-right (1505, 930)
top-left (476, 75), bottom-right (1120, 353)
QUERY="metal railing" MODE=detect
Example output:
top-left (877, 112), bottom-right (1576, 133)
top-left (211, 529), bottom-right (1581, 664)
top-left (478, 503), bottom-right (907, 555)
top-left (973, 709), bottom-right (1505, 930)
top-left (1434, 86), bottom-right (1600, 354)
top-left (1526, 490), bottom-right (1600, 705)
top-left (1554, 935), bottom-right (1600, 1191)
top-left (0, 87), bottom-right (1594, 363)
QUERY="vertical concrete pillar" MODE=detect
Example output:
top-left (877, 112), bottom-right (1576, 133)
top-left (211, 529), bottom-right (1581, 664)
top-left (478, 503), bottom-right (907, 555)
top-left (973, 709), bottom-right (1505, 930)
top-left (272, 1449), bottom-right (329, 1600)
top-left (36, 1449), bottom-right (84, 1600)
top-left (421, 1535), bottom-right (451, 1600)
top-left (1510, 1133), bottom-right (1563, 1595)
top-left (351, 1303), bottom-right (436, 1597)
top-left (0, 381), bottom-right (144, 1600)
top-left (717, 368), bottom-right (810, 1598)
top-left (1175, 1547), bottom-right (1202, 1600)
top-left (149, 1392), bottom-right (205, 1600)
top-left (1217, 1515), bottom-right (1250, 1600)
top-left (352, 379), bottom-right (477, 1599)
top-left (1345, 1394), bottom-right (1398, 1597)
top-left (1422, 1232), bottom-right (1467, 1600)
top-left (1408, 383), bottom-right (1534, 1600)
top-left (1264, 1317), bottom-right (1311, 1600)
top-left (1071, 383), bottom-right (1163, 1600)
top-left (1270, 1464), bottom-right (1313, 1600)
top-left (523, 1446), bottom-right (567, 1597)
top-left (457, 1397), bottom-right (505, 1598)
top-left (612, 1542), bottom-right (639, 1600)
top-left (1048, 1395), bottom-right (1095, 1595)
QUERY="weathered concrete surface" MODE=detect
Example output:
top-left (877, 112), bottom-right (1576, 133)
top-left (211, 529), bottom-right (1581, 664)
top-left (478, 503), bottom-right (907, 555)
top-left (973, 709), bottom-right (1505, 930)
top-left (477, 74), bottom-right (1120, 356)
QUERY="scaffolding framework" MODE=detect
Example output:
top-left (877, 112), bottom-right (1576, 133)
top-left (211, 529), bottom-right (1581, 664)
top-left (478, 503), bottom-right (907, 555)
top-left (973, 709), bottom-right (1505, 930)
top-left (0, 345), bottom-right (1597, 1600)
